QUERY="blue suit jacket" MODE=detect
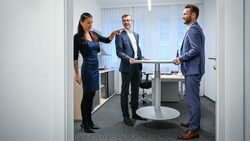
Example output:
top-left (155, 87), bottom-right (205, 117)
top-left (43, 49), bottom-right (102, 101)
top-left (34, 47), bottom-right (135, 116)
top-left (115, 30), bottom-right (143, 73)
top-left (179, 22), bottom-right (205, 76)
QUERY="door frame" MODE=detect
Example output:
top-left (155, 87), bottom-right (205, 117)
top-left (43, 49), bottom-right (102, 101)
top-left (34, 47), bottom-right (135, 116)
top-left (216, 0), bottom-right (244, 140)
top-left (65, 0), bottom-right (246, 140)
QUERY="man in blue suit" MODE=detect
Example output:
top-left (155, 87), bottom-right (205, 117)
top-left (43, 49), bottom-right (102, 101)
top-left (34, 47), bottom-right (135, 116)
top-left (174, 4), bottom-right (205, 140)
top-left (115, 14), bottom-right (147, 126)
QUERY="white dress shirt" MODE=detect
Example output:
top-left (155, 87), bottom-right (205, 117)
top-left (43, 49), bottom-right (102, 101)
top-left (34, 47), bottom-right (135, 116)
top-left (125, 29), bottom-right (138, 59)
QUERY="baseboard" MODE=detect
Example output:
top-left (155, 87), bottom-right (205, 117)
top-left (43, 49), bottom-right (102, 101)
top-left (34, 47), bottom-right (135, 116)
top-left (202, 95), bottom-right (215, 103)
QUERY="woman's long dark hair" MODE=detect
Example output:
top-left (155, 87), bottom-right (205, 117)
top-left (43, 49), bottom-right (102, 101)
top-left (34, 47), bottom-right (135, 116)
top-left (77, 12), bottom-right (98, 46)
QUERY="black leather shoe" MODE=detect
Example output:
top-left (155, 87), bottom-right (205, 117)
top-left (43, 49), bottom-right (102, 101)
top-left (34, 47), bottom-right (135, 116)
top-left (123, 117), bottom-right (134, 126)
top-left (80, 124), bottom-right (95, 133)
top-left (132, 114), bottom-right (147, 121)
top-left (90, 124), bottom-right (100, 129)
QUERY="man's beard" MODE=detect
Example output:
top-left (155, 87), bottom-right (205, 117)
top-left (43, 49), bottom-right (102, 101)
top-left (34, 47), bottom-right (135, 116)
top-left (184, 18), bottom-right (191, 25)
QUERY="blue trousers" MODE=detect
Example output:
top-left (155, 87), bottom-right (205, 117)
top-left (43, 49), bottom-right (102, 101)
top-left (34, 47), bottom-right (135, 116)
top-left (185, 74), bottom-right (202, 131)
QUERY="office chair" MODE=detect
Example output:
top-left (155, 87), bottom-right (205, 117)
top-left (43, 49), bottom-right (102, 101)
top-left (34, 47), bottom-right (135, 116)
top-left (139, 72), bottom-right (153, 105)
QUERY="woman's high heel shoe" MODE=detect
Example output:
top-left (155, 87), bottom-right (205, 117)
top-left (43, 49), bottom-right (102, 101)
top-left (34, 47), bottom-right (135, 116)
top-left (80, 124), bottom-right (95, 133)
top-left (89, 120), bottom-right (100, 129)
top-left (90, 124), bottom-right (100, 129)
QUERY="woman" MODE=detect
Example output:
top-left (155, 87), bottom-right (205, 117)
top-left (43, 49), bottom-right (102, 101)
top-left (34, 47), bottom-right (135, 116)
top-left (74, 12), bottom-right (121, 133)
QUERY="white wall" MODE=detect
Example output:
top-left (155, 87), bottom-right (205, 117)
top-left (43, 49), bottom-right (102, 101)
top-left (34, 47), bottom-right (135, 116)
top-left (0, 0), bottom-right (73, 141)
top-left (74, 0), bottom-right (101, 33)
top-left (245, 0), bottom-right (250, 140)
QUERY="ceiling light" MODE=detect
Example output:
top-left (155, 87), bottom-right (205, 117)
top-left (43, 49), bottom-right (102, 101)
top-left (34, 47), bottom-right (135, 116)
top-left (148, 0), bottom-right (151, 11)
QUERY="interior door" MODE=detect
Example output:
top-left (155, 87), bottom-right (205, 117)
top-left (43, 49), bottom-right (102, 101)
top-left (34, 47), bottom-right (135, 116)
top-left (204, 33), bottom-right (217, 101)
top-left (204, 0), bottom-right (217, 101)
top-left (205, 55), bottom-right (216, 101)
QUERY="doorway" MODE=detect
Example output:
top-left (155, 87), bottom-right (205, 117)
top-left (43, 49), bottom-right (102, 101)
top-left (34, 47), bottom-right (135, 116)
top-left (68, 0), bottom-right (247, 141)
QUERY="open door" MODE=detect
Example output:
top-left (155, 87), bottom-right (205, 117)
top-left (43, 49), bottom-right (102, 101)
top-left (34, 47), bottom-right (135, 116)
top-left (204, 0), bottom-right (217, 101)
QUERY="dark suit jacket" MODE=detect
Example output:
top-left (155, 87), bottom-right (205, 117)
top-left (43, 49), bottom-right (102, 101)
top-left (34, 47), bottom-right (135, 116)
top-left (179, 22), bottom-right (205, 76)
top-left (115, 30), bottom-right (143, 73)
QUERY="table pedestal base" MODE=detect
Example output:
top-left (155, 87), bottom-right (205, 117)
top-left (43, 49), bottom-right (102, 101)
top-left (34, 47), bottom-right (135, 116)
top-left (136, 106), bottom-right (180, 120)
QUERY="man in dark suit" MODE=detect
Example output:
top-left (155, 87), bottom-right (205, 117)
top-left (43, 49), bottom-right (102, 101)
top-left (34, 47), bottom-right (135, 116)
top-left (174, 4), bottom-right (205, 140)
top-left (115, 14), bottom-right (147, 126)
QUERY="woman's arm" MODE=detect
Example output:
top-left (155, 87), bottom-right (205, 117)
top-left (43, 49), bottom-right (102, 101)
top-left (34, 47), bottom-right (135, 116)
top-left (93, 29), bottom-right (122, 43)
top-left (108, 29), bottom-right (123, 41)
top-left (73, 34), bottom-right (82, 85)
top-left (74, 60), bottom-right (81, 85)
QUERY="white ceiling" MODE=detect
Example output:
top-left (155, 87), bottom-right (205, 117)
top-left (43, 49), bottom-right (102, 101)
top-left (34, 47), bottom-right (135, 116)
top-left (96, 0), bottom-right (148, 7)
top-left (96, 0), bottom-right (203, 8)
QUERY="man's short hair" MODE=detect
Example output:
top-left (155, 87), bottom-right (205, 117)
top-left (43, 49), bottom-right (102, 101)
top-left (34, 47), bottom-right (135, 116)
top-left (185, 4), bottom-right (199, 19)
top-left (121, 14), bottom-right (132, 19)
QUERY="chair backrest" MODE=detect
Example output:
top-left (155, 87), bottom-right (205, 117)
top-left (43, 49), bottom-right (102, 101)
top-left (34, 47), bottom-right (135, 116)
top-left (140, 72), bottom-right (153, 89)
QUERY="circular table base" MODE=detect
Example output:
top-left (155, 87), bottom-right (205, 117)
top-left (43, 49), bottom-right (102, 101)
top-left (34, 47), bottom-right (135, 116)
top-left (136, 106), bottom-right (180, 120)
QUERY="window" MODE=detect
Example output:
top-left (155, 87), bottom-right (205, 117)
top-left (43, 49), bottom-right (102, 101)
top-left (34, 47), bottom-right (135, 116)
top-left (101, 3), bottom-right (203, 72)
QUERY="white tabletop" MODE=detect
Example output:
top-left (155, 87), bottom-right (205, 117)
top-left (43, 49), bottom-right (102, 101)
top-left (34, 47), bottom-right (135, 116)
top-left (99, 69), bottom-right (114, 74)
top-left (151, 74), bottom-right (184, 80)
top-left (133, 60), bottom-right (174, 64)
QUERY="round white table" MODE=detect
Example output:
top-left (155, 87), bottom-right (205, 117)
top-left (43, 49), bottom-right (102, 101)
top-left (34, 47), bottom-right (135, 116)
top-left (133, 60), bottom-right (180, 120)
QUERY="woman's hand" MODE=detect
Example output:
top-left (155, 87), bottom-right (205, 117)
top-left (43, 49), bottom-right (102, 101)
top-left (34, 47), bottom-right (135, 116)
top-left (109, 28), bottom-right (124, 40)
top-left (113, 28), bottom-right (124, 35)
top-left (75, 73), bottom-right (82, 85)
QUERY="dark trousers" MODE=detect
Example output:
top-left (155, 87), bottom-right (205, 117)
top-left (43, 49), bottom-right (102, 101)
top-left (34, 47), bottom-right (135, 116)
top-left (185, 74), bottom-right (202, 131)
top-left (81, 91), bottom-right (95, 126)
top-left (120, 64), bottom-right (141, 117)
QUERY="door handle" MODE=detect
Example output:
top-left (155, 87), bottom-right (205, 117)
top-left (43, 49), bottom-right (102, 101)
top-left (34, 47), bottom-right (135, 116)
top-left (213, 65), bottom-right (216, 70)
top-left (208, 57), bottom-right (216, 61)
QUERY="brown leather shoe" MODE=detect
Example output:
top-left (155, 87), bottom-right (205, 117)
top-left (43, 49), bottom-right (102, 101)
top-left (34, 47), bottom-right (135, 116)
top-left (177, 130), bottom-right (199, 140)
